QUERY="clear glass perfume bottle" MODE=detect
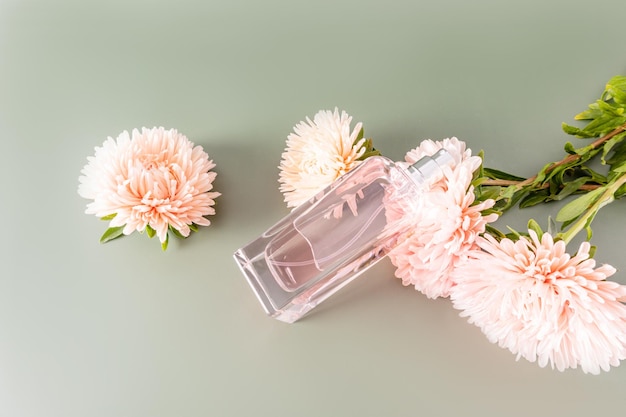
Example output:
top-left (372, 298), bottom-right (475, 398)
top-left (233, 149), bottom-right (454, 323)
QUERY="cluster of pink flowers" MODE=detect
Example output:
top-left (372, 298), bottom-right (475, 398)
top-left (278, 109), bottom-right (626, 374)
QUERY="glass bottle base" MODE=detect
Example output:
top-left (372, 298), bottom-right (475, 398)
top-left (234, 240), bottom-right (319, 323)
top-left (234, 231), bottom-right (386, 323)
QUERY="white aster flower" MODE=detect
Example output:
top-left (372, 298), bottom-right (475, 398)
top-left (278, 108), bottom-right (370, 208)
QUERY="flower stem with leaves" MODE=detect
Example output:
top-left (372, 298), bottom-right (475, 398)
top-left (474, 75), bottom-right (626, 244)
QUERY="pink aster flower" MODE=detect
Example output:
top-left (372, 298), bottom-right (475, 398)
top-left (78, 127), bottom-right (220, 248)
top-left (387, 138), bottom-right (498, 299)
top-left (278, 108), bottom-right (369, 208)
top-left (450, 230), bottom-right (626, 374)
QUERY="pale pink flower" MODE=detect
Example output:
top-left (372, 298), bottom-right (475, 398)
top-left (78, 127), bottom-right (220, 246)
top-left (387, 138), bottom-right (498, 299)
top-left (279, 108), bottom-right (368, 208)
top-left (450, 230), bottom-right (626, 374)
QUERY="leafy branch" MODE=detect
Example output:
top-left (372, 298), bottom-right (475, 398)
top-left (474, 75), bottom-right (626, 244)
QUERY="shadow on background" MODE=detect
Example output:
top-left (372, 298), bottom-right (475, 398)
top-left (196, 136), bottom-right (289, 235)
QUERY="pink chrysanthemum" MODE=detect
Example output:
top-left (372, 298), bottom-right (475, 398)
top-left (450, 230), bottom-right (626, 374)
top-left (78, 127), bottom-right (220, 247)
top-left (387, 138), bottom-right (498, 299)
top-left (278, 108), bottom-right (368, 208)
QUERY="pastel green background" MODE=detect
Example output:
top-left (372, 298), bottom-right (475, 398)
top-left (2, 1), bottom-right (626, 416)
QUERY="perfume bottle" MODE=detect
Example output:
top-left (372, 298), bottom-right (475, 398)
top-left (234, 149), bottom-right (454, 323)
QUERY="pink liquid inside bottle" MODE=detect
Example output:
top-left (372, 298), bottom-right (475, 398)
top-left (234, 149), bottom-right (454, 323)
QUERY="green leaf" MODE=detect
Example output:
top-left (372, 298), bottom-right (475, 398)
top-left (100, 226), bottom-right (125, 244)
top-left (574, 103), bottom-right (603, 121)
top-left (611, 161), bottom-right (626, 174)
top-left (475, 185), bottom-right (501, 201)
top-left (562, 122), bottom-right (595, 138)
top-left (577, 165), bottom-right (607, 184)
top-left (563, 141), bottom-right (577, 155)
top-left (146, 225), bottom-right (156, 238)
top-left (572, 208), bottom-right (600, 240)
top-left (605, 75), bottom-right (626, 105)
top-left (603, 131), bottom-right (626, 164)
top-left (582, 113), bottom-right (625, 136)
top-left (597, 98), bottom-right (625, 114)
top-left (505, 226), bottom-right (524, 240)
top-left (606, 75), bottom-right (626, 87)
top-left (545, 163), bottom-right (567, 188)
top-left (555, 187), bottom-right (605, 223)
top-left (471, 176), bottom-right (487, 188)
top-left (519, 191), bottom-right (550, 208)
top-left (168, 225), bottom-right (186, 239)
top-left (527, 219), bottom-right (543, 239)
top-left (583, 209), bottom-right (599, 240)
top-left (355, 137), bottom-right (380, 161)
top-left (354, 126), bottom-right (364, 143)
top-left (189, 223), bottom-right (199, 233)
top-left (359, 149), bottom-right (381, 160)
top-left (533, 160), bottom-right (562, 186)
top-left (615, 182), bottom-right (626, 199)
top-left (482, 167), bottom-right (525, 182)
top-left (560, 217), bottom-right (577, 230)
top-left (100, 213), bottom-right (117, 221)
top-left (484, 224), bottom-right (507, 240)
top-left (554, 176), bottom-right (591, 201)
top-left (588, 245), bottom-right (597, 258)
top-left (161, 233), bottom-right (169, 251)
top-left (493, 186), bottom-right (529, 212)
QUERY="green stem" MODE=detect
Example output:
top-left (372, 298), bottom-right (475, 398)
top-left (557, 174), bottom-right (626, 244)
top-left (483, 122), bottom-right (626, 189)
top-left (483, 179), bottom-right (600, 191)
